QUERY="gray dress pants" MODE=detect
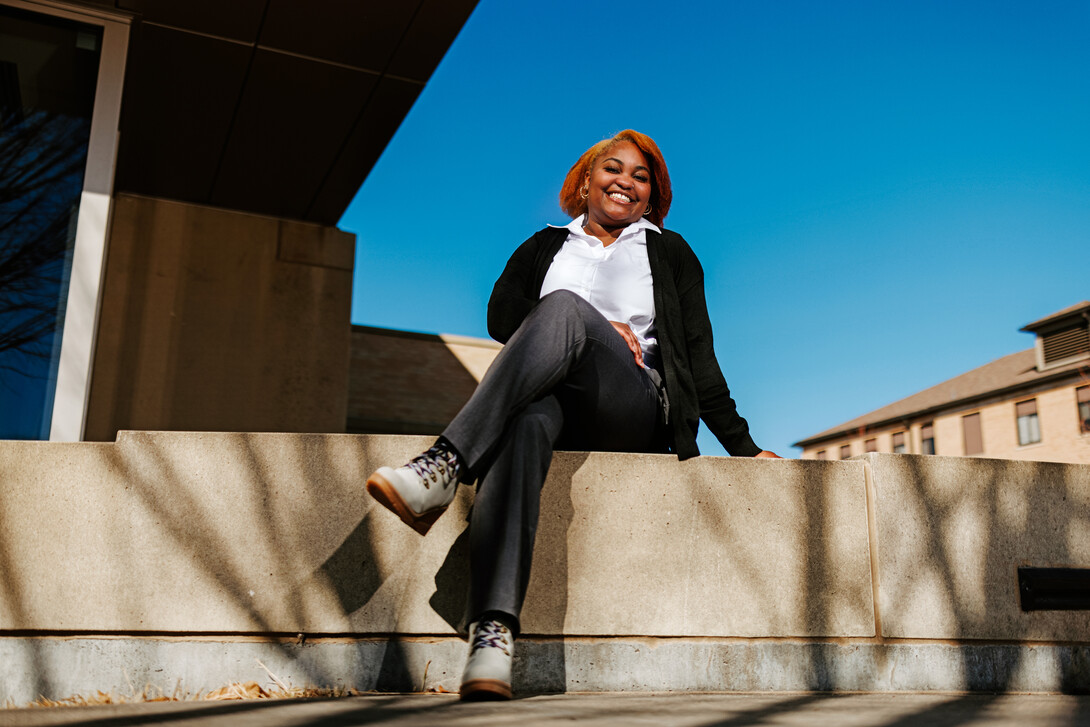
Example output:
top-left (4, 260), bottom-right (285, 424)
top-left (441, 290), bottom-right (664, 633)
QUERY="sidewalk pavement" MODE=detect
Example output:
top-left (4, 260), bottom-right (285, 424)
top-left (3, 692), bottom-right (1090, 727)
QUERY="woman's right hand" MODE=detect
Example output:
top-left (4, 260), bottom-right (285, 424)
top-left (609, 321), bottom-right (643, 367)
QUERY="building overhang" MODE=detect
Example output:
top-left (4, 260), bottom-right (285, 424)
top-left (1020, 301), bottom-right (1090, 334)
top-left (101, 0), bottom-right (478, 225)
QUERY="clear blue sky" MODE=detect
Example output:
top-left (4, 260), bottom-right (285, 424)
top-left (340, 0), bottom-right (1090, 458)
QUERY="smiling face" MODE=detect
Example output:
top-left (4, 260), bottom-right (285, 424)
top-left (583, 141), bottom-right (652, 232)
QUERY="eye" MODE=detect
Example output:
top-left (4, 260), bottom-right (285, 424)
top-left (604, 166), bottom-right (620, 174)
top-left (635, 174), bottom-right (649, 183)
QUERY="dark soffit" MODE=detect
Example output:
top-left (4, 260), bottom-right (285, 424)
top-left (307, 76), bottom-right (422, 223)
top-left (258, 0), bottom-right (420, 77)
top-left (113, 23), bottom-right (250, 203)
top-left (386, 0), bottom-right (479, 82)
top-left (109, 0), bottom-right (478, 226)
top-left (209, 48), bottom-right (378, 220)
top-left (117, 0), bottom-right (266, 42)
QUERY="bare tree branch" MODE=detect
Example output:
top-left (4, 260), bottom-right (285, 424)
top-left (0, 106), bottom-right (90, 377)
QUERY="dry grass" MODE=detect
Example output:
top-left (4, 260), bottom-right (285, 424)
top-left (16, 660), bottom-right (363, 709)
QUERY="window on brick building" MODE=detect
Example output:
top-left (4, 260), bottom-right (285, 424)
top-left (920, 423), bottom-right (935, 454)
top-left (1016, 399), bottom-right (1041, 445)
top-left (892, 431), bottom-right (906, 453)
top-left (864, 438), bottom-right (877, 453)
top-left (816, 450), bottom-right (826, 459)
top-left (1078, 386), bottom-right (1090, 434)
top-left (840, 444), bottom-right (851, 459)
top-left (963, 413), bottom-right (983, 455)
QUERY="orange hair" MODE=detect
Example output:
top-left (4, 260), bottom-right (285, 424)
top-left (559, 129), bottom-right (672, 228)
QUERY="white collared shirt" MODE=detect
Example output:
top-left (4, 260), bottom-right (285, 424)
top-left (540, 216), bottom-right (661, 370)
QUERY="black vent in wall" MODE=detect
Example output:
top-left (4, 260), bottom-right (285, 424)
top-left (1042, 323), bottom-right (1090, 365)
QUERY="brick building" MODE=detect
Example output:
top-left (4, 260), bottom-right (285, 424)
top-left (347, 326), bottom-right (500, 435)
top-left (795, 301), bottom-right (1090, 464)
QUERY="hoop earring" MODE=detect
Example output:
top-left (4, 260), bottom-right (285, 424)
top-left (580, 184), bottom-right (589, 200)
top-left (644, 203), bottom-right (653, 216)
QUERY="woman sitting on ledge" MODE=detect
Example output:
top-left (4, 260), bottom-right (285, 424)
top-left (366, 129), bottom-right (780, 700)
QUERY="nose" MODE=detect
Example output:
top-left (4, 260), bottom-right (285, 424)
top-left (615, 175), bottom-right (634, 189)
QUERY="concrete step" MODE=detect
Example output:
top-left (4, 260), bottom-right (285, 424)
top-left (0, 433), bottom-right (1089, 701)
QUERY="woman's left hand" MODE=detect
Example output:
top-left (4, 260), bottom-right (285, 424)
top-left (609, 321), bottom-right (644, 367)
top-left (755, 450), bottom-right (782, 459)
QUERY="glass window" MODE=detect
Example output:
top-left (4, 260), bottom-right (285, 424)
top-left (1078, 386), bottom-right (1090, 434)
top-left (892, 431), bottom-right (906, 454)
top-left (1016, 399), bottom-right (1041, 446)
top-left (839, 444), bottom-right (851, 460)
top-left (962, 413), bottom-right (983, 455)
top-left (0, 6), bottom-right (102, 439)
top-left (864, 438), bottom-right (877, 453)
top-left (920, 423), bottom-right (935, 455)
top-left (815, 450), bottom-right (826, 460)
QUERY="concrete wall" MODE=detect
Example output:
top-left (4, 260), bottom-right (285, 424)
top-left (803, 381), bottom-right (1090, 464)
top-left (869, 454), bottom-right (1090, 641)
top-left (3, 437), bottom-right (1090, 699)
top-left (85, 195), bottom-right (354, 440)
top-left (347, 328), bottom-right (500, 435)
top-left (0, 432), bottom-right (872, 637)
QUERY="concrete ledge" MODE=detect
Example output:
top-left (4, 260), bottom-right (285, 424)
top-left (5, 436), bottom-right (1090, 701)
top-left (865, 453), bottom-right (1090, 641)
top-left (0, 432), bottom-right (874, 638)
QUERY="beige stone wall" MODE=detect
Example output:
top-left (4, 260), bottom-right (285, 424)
top-left (347, 328), bottom-right (500, 435)
top-left (0, 432), bottom-right (873, 638)
top-left (2, 434), bottom-right (1090, 646)
top-left (802, 381), bottom-right (1090, 464)
top-left (5, 439), bottom-right (1090, 697)
top-left (439, 333), bottom-right (502, 381)
top-left (867, 453), bottom-right (1090, 641)
top-left (85, 195), bottom-right (354, 440)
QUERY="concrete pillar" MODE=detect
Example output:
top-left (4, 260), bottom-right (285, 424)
top-left (84, 195), bottom-right (354, 439)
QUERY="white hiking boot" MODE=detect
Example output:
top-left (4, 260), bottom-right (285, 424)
top-left (366, 444), bottom-right (461, 535)
top-left (460, 617), bottom-right (514, 701)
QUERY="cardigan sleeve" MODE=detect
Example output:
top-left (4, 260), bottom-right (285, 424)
top-left (674, 243), bottom-right (762, 457)
top-left (486, 233), bottom-right (544, 343)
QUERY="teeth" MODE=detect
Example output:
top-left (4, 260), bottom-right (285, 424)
top-left (608, 192), bottom-right (632, 203)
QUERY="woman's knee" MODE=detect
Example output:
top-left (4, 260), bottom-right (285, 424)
top-left (536, 289), bottom-right (591, 321)
top-left (538, 289), bottom-right (583, 309)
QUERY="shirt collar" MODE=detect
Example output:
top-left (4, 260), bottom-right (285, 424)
top-left (548, 215), bottom-right (661, 241)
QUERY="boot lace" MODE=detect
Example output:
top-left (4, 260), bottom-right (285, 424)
top-left (471, 619), bottom-right (511, 656)
top-left (406, 445), bottom-right (461, 490)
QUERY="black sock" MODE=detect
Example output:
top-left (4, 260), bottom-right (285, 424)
top-left (475, 610), bottom-right (519, 638)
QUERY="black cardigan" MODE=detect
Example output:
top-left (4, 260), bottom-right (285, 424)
top-left (486, 226), bottom-right (761, 459)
